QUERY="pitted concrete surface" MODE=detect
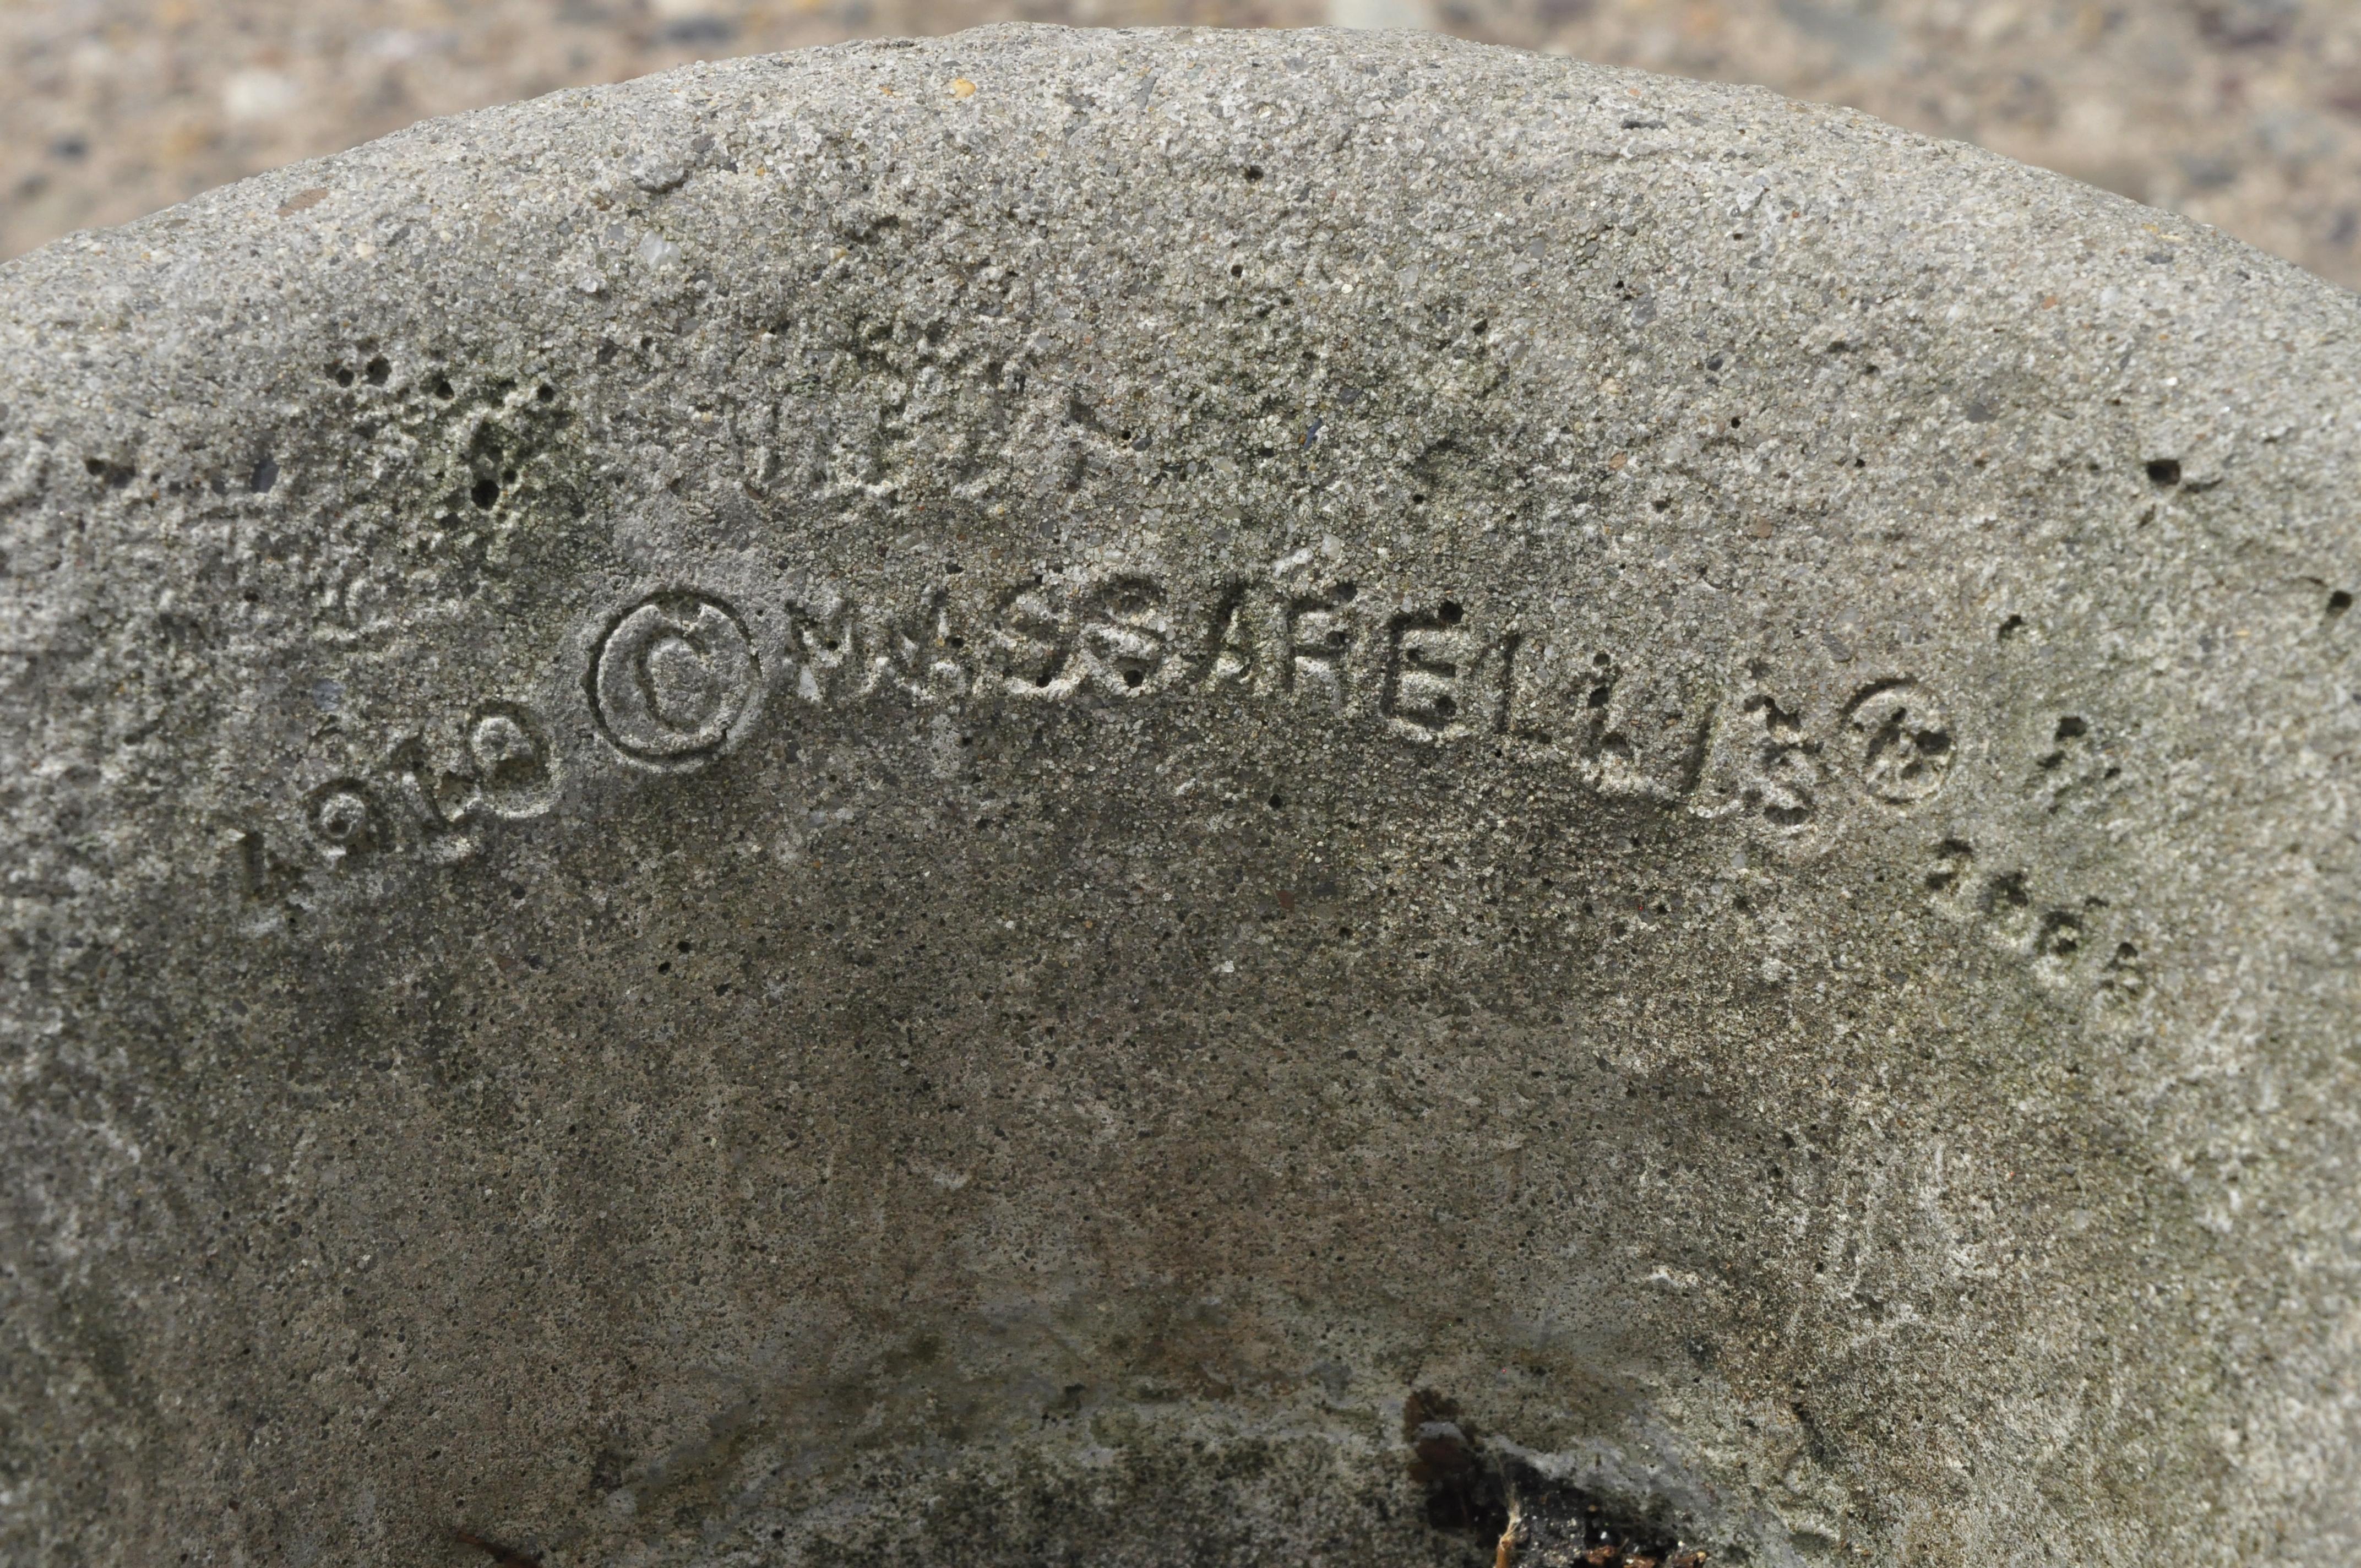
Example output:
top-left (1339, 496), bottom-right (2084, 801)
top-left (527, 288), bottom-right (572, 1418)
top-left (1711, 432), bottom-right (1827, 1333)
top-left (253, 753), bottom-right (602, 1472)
top-left (3, 25), bottom-right (2359, 1567)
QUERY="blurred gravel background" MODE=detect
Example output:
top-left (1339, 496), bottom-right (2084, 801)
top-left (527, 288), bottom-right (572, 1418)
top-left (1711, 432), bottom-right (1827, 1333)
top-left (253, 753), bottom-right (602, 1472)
top-left (6, 0), bottom-right (2360, 288)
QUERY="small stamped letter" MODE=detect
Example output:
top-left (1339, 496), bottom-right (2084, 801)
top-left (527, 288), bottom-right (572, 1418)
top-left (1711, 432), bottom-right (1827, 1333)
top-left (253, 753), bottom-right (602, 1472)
top-left (593, 592), bottom-right (759, 766)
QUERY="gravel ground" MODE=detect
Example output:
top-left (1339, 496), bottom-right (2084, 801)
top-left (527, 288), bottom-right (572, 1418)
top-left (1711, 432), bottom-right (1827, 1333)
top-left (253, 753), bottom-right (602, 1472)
top-left (7, 0), bottom-right (2361, 287)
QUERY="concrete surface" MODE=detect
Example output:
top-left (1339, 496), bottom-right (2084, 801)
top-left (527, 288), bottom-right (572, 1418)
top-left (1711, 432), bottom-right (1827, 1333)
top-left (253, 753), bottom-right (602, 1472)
top-left (4, 23), bottom-right (2361, 1568)
top-left (11, 1), bottom-right (2361, 290)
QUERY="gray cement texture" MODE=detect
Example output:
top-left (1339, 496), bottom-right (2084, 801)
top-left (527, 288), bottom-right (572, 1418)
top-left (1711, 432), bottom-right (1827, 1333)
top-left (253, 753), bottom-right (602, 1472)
top-left (16, 2), bottom-right (2361, 292)
top-left (2, 24), bottom-right (2359, 1567)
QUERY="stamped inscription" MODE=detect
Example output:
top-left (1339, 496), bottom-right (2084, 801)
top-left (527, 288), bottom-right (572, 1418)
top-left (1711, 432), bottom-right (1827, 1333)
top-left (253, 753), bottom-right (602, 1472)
top-left (1923, 835), bottom-right (2144, 1002)
top-left (1840, 680), bottom-right (1954, 804)
top-left (244, 552), bottom-right (2148, 1010)
top-left (241, 696), bottom-right (561, 895)
top-left (388, 701), bottom-right (563, 835)
top-left (565, 558), bottom-right (1962, 850)
top-left (592, 594), bottom-right (760, 765)
top-left (253, 554), bottom-right (1992, 908)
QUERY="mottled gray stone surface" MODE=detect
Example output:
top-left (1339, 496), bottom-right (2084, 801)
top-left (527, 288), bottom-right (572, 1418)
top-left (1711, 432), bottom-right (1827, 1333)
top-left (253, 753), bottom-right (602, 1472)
top-left (3, 24), bottom-right (2359, 1567)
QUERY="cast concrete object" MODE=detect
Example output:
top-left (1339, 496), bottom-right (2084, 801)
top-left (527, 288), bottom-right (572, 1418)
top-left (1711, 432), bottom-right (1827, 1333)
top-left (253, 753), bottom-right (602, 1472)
top-left (2, 25), bottom-right (2357, 1566)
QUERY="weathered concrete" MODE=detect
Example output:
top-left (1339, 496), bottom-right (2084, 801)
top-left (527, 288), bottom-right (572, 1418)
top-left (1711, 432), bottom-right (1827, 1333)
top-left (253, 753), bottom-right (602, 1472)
top-left (3, 24), bottom-right (2358, 1566)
